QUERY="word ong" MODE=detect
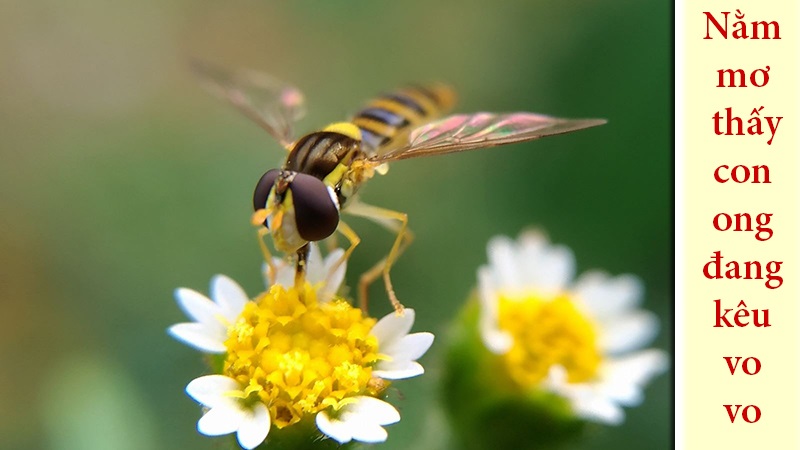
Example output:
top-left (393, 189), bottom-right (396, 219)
top-left (712, 212), bottom-right (773, 241)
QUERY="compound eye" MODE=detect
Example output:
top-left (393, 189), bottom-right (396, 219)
top-left (289, 173), bottom-right (339, 241)
top-left (253, 169), bottom-right (281, 211)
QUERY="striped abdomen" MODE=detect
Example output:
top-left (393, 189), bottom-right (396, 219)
top-left (351, 84), bottom-right (457, 152)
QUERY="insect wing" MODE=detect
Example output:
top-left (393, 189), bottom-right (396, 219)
top-left (373, 112), bottom-right (606, 162)
top-left (191, 60), bottom-right (306, 148)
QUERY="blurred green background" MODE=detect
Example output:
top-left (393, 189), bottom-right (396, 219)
top-left (0, 0), bottom-right (671, 449)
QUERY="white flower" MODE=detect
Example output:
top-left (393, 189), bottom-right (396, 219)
top-left (170, 244), bottom-right (345, 353)
top-left (316, 396), bottom-right (401, 444)
top-left (186, 375), bottom-right (271, 449)
top-left (172, 261), bottom-right (434, 447)
top-left (168, 275), bottom-right (249, 353)
top-left (370, 308), bottom-right (434, 380)
top-left (265, 243), bottom-right (346, 302)
top-left (478, 231), bottom-right (668, 425)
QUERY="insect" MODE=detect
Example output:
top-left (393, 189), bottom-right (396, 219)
top-left (191, 61), bottom-right (606, 313)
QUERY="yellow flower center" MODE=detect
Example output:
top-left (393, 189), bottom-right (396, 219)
top-left (223, 283), bottom-right (379, 428)
top-left (497, 293), bottom-right (601, 387)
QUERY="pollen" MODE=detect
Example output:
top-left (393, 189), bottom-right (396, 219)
top-left (223, 283), bottom-right (379, 428)
top-left (497, 293), bottom-right (601, 387)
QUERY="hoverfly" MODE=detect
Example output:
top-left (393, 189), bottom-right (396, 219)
top-left (191, 61), bottom-right (606, 313)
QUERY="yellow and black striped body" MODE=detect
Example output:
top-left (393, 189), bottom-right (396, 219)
top-left (285, 129), bottom-right (361, 181)
top-left (282, 84), bottom-right (456, 207)
top-left (283, 123), bottom-right (364, 208)
top-left (351, 84), bottom-right (457, 152)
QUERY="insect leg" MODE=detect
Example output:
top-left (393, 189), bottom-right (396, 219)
top-left (345, 202), bottom-right (414, 314)
top-left (325, 231), bottom-right (340, 253)
top-left (256, 227), bottom-right (279, 285)
top-left (327, 220), bottom-right (361, 305)
top-left (295, 244), bottom-right (309, 289)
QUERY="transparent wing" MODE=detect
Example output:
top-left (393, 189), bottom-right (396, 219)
top-left (372, 112), bottom-right (607, 162)
top-left (190, 60), bottom-right (306, 149)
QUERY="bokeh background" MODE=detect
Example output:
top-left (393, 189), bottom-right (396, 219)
top-left (0, 1), bottom-right (671, 449)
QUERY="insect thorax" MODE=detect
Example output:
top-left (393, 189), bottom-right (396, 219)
top-left (283, 129), bottom-right (368, 206)
top-left (285, 131), bottom-right (363, 179)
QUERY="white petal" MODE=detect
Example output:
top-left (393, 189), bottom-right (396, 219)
top-left (599, 311), bottom-right (660, 355)
top-left (211, 275), bottom-right (249, 319)
top-left (317, 398), bottom-right (399, 444)
top-left (259, 260), bottom-right (270, 281)
top-left (380, 332), bottom-right (434, 362)
top-left (522, 244), bottom-right (575, 293)
top-left (486, 236), bottom-right (522, 290)
top-left (305, 243), bottom-right (325, 285)
top-left (347, 397), bottom-right (400, 425)
top-left (597, 381), bottom-right (643, 406)
top-left (348, 421), bottom-right (388, 443)
top-left (197, 405), bottom-right (246, 436)
top-left (571, 394), bottom-right (625, 425)
top-left (186, 375), bottom-right (240, 408)
top-left (516, 231), bottom-right (575, 292)
top-left (168, 323), bottom-right (227, 353)
top-left (261, 262), bottom-right (272, 285)
top-left (236, 402), bottom-right (271, 449)
top-left (480, 326), bottom-right (513, 354)
top-left (322, 248), bottom-right (346, 296)
top-left (370, 309), bottom-right (415, 347)
top-left (477, 266), bottom-right (497, 313)
top-left (544, 368), bottom-right (625, 425)
top-left (603, 350), bottom-right (669, 391)
top-left (269, 259), bottom-right (295, 288)
top-left (175, 288), bottom-right (221, 325)
top-left (574, 272), bottom-right (644, 319)
top-left (550, 364), bottom-right (570, 385)
top-left (594, 361), bottom-right (651, 406)
top-left (316, 411), bottom-right (352, 444)
top-left (477, 266), bottom-right (513, 354)
top-left (373, 361), bottom-right (424, 380)
top-left (516, 229), bottom-right (549, 251)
